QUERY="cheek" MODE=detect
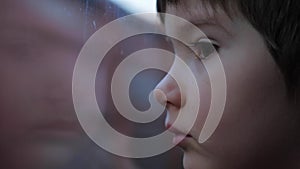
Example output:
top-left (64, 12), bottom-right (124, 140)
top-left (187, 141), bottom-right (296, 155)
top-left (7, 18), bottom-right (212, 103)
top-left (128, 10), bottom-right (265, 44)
top-left (222, 37), bottom-right (286, 119)
top-left (225, 47), bottom-right (279, 110)
top-left (204, 38), bottom-right (289, 163)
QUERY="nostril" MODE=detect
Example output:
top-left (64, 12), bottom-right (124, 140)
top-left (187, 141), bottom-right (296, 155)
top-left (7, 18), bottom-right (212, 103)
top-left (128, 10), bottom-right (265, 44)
top-left (153, 88), bottom-right (167, 106)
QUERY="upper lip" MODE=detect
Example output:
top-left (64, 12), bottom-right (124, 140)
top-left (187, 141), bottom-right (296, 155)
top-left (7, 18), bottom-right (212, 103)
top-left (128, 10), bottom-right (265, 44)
top-left (166, 123), bottom-right (194, 138)
top-left (166, 124), bottom-right (211, 156)
top-left (166, 122), bottom-right (202, 151)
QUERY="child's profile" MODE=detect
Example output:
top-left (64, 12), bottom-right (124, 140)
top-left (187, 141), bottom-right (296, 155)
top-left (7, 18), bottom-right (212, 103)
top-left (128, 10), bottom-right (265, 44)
top-left (154, 0), bottom-right (300, 169)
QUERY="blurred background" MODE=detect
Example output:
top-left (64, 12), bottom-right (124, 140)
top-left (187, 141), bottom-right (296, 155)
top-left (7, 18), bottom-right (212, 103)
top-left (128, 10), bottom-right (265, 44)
top-left (0, 0), bottom-right (183, 169)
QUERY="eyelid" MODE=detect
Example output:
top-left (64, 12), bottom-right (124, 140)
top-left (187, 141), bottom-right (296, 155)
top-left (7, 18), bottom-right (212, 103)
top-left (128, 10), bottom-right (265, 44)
top-left (187, 38), bottom-right (219, 59)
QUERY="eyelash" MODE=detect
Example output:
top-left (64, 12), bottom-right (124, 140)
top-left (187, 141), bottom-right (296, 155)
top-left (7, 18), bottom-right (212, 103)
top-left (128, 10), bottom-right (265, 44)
top-left (188, 39), bottom-right (219, 60)
top-left (212, 43), bottom-right (220, 51)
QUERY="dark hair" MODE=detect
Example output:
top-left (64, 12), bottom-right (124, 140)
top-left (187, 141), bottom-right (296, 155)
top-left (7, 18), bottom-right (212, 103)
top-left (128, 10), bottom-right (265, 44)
top-left (157, 0), bottom-right (300, 99)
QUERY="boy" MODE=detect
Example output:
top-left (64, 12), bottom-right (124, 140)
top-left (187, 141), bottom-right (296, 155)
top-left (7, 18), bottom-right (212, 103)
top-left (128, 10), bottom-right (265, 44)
top-left (155, 0), bottom-right (299, 169)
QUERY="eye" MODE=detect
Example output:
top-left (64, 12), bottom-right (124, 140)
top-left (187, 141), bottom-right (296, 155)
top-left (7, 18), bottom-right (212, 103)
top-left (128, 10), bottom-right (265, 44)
top-left (188, 39), bottom-right (219, 60)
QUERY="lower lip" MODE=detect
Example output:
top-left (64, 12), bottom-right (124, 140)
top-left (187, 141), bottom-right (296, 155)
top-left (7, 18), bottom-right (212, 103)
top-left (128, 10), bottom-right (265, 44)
top-left (173, 134), bottom-right (186, 145)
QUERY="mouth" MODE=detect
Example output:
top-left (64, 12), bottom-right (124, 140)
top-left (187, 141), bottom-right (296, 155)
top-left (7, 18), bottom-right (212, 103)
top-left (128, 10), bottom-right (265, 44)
top-left (166, 123), bottom-right (199, 150)
top-left (173, 133), bottom-right (191, 144)
top-left (173, 133), bottom-right (198, 150)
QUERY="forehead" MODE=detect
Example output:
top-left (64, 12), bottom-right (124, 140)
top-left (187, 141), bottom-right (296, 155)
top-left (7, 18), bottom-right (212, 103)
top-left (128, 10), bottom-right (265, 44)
top-left (165, 0), bottom-right (216, 22)
top-left (164, 0), bottom-right (235, 38)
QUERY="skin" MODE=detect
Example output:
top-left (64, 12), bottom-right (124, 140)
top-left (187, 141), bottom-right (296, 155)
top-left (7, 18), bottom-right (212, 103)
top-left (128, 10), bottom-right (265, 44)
top-left (155, 1), bottom-right (300, 169)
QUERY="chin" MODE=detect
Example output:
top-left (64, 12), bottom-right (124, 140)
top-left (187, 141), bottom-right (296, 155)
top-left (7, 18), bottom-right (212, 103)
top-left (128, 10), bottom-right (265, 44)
top-left (183, 150), bottom-right (213, 169)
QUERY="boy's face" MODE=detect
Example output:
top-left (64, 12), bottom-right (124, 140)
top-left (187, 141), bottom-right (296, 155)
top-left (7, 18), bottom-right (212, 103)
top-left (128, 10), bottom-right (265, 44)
top-left (156, 1), bottom-right (293, 169)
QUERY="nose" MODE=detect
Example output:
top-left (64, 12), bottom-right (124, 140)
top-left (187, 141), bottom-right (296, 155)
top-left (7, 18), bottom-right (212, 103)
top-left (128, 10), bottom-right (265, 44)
top-left (154, 74), bottom-right (181, 109)
top-left (154, 74), bottom-right (183, 129)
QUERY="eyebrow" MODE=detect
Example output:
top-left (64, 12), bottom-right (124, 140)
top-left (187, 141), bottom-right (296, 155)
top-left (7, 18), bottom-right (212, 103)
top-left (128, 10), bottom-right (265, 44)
top-left (160, 0), bottom-right (233, 37)
top-left (191, 18), bottom-right (233, 37)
